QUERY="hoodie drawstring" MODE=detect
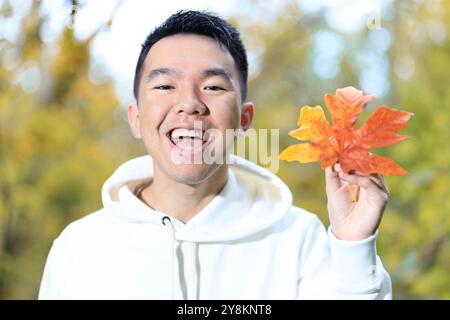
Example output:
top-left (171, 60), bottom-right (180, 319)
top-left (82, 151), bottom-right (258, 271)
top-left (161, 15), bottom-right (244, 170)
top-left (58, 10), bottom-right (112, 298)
top-left (186, 241), bottom-right (199, 300)
top-left (162, 216), bottom-right (177, 299)
top-left (162, 216), bottom-right (200, 300)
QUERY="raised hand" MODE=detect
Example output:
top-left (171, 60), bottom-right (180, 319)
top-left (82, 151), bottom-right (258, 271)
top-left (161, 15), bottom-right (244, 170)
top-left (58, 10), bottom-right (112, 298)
top-left (325, 163), bottom-right (390, 241)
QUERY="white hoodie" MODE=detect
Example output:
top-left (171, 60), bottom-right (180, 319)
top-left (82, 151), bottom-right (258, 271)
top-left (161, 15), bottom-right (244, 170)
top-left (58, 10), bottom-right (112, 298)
top-left (38, 155), bottom-right (392, 300)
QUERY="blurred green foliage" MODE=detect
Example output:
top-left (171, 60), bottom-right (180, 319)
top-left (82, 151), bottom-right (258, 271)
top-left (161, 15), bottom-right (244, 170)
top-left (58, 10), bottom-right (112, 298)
top-left (239, 0), bottom-right (450, 299)
top-left (0, 0), bottom-right (143, 298)
top-left (0, 0), bottom-right (449, 299)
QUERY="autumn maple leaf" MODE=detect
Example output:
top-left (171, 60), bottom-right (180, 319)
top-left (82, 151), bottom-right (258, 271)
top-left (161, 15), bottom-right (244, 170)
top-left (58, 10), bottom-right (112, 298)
top-left (279, 86), bottom-right (414, 176)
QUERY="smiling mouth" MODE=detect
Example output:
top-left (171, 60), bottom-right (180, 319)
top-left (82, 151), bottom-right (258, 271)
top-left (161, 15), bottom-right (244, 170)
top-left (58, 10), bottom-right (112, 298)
top-left (166, 128), bottom-right (211, 150)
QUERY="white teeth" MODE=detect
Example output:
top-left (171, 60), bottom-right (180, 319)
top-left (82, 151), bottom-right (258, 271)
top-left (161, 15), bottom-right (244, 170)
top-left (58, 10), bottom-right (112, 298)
top-left (170, 129), bottom-right (203, 140)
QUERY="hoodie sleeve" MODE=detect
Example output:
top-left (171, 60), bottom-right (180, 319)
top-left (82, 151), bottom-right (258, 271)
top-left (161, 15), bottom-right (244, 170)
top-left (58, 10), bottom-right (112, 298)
top-left (38, 238), bottom-right (65, 300)
top-left (296, 216), bottom-right (392, 299)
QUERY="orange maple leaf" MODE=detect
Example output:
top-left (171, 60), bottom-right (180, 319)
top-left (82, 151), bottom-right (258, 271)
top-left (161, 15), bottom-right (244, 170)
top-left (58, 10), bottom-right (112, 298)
top-left (279, 86), bottom-right (414, 176)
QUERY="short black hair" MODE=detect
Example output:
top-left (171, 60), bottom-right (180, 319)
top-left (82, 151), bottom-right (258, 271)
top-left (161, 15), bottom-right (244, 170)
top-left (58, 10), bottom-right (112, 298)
top-left (133, 10), bottom-right (248, 102)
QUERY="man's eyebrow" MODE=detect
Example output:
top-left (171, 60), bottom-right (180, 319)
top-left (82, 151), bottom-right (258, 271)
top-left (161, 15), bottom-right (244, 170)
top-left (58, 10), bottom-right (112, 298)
top-left (202, 68), bottom-right (233, 84)
top-left (144, 68), bottom-right (178, 82)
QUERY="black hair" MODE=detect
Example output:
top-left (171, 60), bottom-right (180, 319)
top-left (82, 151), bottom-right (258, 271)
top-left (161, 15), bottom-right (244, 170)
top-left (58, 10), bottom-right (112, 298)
top-left (133, 10), bottom-right (248, 102)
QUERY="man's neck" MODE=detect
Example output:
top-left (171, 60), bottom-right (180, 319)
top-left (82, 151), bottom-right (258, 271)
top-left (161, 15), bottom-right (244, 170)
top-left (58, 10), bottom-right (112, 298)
top-left (139, 165), bottom-right (228, 223)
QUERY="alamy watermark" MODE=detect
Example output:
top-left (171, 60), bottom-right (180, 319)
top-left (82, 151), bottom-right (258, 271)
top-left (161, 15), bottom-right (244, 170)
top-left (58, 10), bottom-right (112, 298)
top-left (170, 121), bottom-right (280, 173)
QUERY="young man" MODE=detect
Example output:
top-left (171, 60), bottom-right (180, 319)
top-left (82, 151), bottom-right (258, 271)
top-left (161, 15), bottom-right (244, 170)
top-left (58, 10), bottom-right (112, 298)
top-left (39, 10), bottom-right (392, 299)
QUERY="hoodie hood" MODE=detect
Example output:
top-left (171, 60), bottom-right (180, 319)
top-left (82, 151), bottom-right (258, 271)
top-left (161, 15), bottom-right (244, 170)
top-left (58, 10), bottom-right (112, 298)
top-left (101, 154), bottom-right (292, 243)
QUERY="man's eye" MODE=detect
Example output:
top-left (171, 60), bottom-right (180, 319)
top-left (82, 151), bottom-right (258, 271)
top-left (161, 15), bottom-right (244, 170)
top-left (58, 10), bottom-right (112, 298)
top-left (204, 85), bottom-right (225, 91)
top-left (153, 85), bottom-right (174, 90)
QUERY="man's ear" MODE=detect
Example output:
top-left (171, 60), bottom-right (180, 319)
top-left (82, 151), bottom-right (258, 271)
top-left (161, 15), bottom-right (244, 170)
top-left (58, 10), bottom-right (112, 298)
top-left (128, 103), bottom-right (142, 139)
top-left (240, 102), bottom-right (254, 131)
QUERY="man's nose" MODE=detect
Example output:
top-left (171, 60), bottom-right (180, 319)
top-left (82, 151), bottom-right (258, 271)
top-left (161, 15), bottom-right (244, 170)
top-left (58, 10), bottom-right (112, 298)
top-left (174, 88), bottom-right (207, 115)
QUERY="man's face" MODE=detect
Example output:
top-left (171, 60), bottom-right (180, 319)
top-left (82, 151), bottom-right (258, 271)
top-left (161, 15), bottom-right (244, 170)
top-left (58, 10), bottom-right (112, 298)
top-left (128, 34), bottom-right (253, 184)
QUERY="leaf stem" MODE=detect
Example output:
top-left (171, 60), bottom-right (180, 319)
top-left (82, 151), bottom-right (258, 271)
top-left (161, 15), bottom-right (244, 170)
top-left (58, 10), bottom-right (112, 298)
top-left (347, 184), bottom-right (357, 202)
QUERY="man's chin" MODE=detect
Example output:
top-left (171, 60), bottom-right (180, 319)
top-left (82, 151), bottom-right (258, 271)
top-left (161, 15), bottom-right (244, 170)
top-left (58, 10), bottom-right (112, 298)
top-left (166, 163), bottom-right (224, 185)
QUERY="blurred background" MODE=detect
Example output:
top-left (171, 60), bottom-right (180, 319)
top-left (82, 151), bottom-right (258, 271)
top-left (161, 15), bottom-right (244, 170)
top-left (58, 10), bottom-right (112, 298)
top-left (0, 0), bottom-right (449, 299)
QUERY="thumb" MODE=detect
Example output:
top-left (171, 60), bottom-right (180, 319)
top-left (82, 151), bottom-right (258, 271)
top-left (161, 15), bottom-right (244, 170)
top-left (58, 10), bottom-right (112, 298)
top-left (325, 164), bottom-right (341, 194)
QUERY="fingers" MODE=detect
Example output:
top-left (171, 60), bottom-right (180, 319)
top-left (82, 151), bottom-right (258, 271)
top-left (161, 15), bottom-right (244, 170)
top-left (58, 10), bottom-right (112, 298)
top-left (326, 163), bottom-right (390, 201)
top-left (334, 164), bottom-right (389, 195)
top-left (338, 171), bottom-right (389, 200)
top-left (371, 173), bottom-right (389, 195)
top-left (325, 165), bottom-right (341, 194)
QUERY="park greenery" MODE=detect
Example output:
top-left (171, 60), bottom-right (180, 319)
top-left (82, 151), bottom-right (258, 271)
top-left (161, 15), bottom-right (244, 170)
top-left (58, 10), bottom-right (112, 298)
top-left (0, 0), bottom-right (449, 299)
